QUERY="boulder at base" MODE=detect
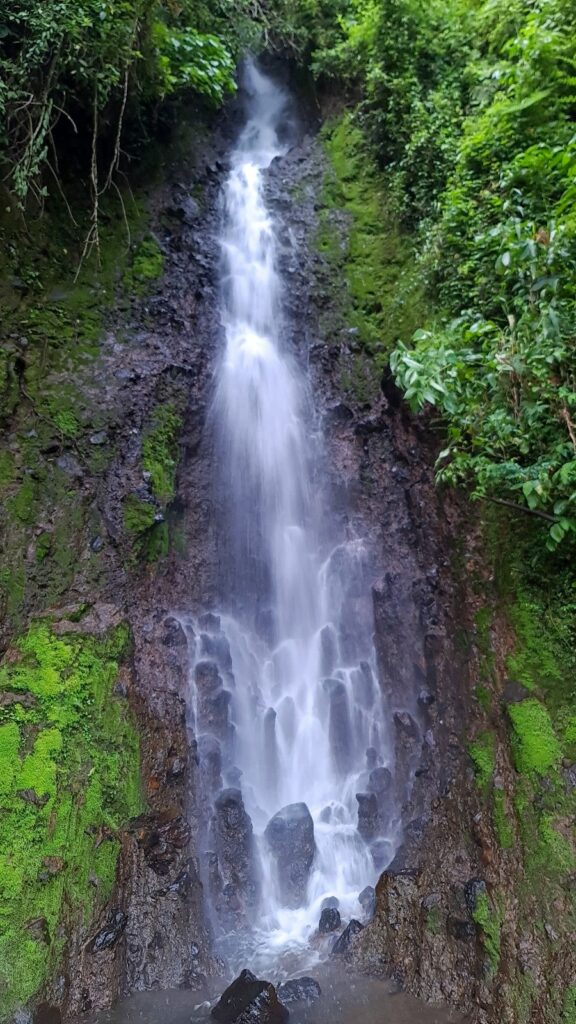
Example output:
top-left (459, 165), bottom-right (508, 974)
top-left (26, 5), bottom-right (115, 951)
top-left (211, 969), bottom-right (289, 1024)
top-left (277, 977), bottom-right (321, 1006)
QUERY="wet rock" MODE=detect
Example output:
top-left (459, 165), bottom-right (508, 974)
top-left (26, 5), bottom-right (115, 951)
top-left (351, 662), bottom-right (375, 709)
top-left (265, 802), bottom-right (316, 909)
top-left (321, 896), bottom-right (339, 911)
top-left (89, 431), bottom-right (107, 446)
top-left (131, 813), bottom-right (191, 875)
top-left (319, 907), bottom-right (341, 933)
top-left (195, 660), bottom-right (233, 743)
top-left (25, 917), bottom-right (50, 943)
top-left (464, 878), bottom-right (487, 914)
top-left (277, 977), bottom-right (321, 1006)
top-left (90, 909), bottom-right (127, 952)
top-left (417, 689), bottom-right (435, 707)
top-left (212, 789), bottom-right (259, 918)
top-left (563, 763), bottom-right (576, 790)
top-left (358, 885), bottom-right (375, 917)
top-left (446, 916), bottom-right (476, 942)
top-left (198, 734), bottom-right (223, 796)
top-left (153, 866), bottom-right (194, 899)
top-left (198, 612), bottom-right (221, 633)
top-left (393, 711), bottom-right (419, 740)
top-left (368, 766), bottom-right (392, 796)
top-left (162, 616), bottom-right (188, 647)
top-left (501, 680), bottom-right (532, 705)
top-left (356, 792), bottom-right (379, 841)
top-left (211, 969), bottom-right (289, 1024)
top-left (324, 678), bottom-right (353, 774)
top-left (17, 788), bottom-right (49, 807)
top-left (90, 535), bottom-right (104, 553)
top-left (200, 632), bottom-right (233, 671)
top-left (331, 919), bottom-right (364, 955)
top-left (57, 453), bottom-right (83, 478)
top-left (366, 747), bottom-right (378, 769)
top-left (33, 1005), bottom-right (61, 1024)
top-left (319, 624), bottom-right (338, 675)
top-left (0, 690), bottom-right (37, 709)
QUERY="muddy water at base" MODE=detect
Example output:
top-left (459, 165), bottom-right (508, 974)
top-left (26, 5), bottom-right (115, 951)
top-left (92, 966), bottom-right (467, 1024)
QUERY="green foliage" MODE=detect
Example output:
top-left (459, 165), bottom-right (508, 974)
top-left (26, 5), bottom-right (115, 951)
top-left (322, 0), bottom-right (576, 549)
top-left (0, 0), bottom-right (251, 207)
top-left (562, 987), bottom-right (576, 1024)
top-left (468, 730), bottom-right (495, 790)
top-left (123, 494), bottom-right (157, 535)
top-left (0, 620), bottom-right (141, 1019)
top-left (508, 698), bottom-right (562, 776)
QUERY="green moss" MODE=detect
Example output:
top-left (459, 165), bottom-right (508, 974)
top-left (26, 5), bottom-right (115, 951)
top-left (508, 698), bottom-right (562, 776)
top-left (468, 730), bottom-right (496, 790)
top-left (123, 494), bottom-right (157, 536)
top-left (0, 619), bottom-right (141, 1020)
top-left (562, 986), bottom-right (576, 1024)
top-left (319, 115), bottom-right (427, 371)
top-left (0, 723), bottom-right (21, 797)
top-left (125, 236), bottom-right (164, 295)
top-left (475, 684), bottom-right (491, 711)
top-left (142, 402), bottom-right (182, 505)
top-left (492, 788), bottom-right (514, 849)
top-left (7, 477), bottom-right (38, 525)
top-left (425, 906), bottom-right (442, 935)
top-left (51, 408), bottom-right (80, 438)
top-left (0, 451), bottom-right (15, 488)
top-left (472, 891), bottom-right (501, 972)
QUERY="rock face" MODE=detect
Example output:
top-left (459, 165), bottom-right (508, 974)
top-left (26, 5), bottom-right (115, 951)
top-left (264, 803), bottom-right (316, 908)
top-left (210, 789), bottom-right (260, 926)
top-left (211, 970), bottom-right (289, 1024)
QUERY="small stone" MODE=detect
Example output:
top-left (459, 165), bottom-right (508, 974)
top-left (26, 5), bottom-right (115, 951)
top-left (464, 878), bottom-right (487, 914)
top-left (319, 907), bottom-right (341, 933)
top-left (25, 917), bottom-right (50, 943)
top-left (417, 690), bottom-right (435, 707)
top-left (90, 536), bottom-right (104, 553)
top-left (545, 923), bottom-right (558, 942)
top-left (89, 431), bottom-right (107, 446)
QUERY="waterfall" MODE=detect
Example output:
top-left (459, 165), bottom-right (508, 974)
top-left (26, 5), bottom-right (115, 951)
top-left (186, 61), bottom-right (398, 969)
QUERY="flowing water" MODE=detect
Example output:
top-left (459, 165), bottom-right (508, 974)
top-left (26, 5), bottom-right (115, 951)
top-left (183, 60), bottom-right (399, 969)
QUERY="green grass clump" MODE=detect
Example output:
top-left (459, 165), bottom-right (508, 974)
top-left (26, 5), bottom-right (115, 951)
top-left (125, 236), bottom-right (164, 295)
top-left (123, 494), bottom-right (157, 536)
top-left (562, 986), bottom-right (576, 1024)
top-left (472, 892), bottom-right (501, 972)
top-left (142, 402), bottom-right (182, 505)
top-left (508, 699), bottom-right (562, 776)
top-left (493, 788), bottom-right (514, 849)
top-left (0, 620), bottom-right (141, 1020)
top-left (468, 730), bottom-right (496, 790)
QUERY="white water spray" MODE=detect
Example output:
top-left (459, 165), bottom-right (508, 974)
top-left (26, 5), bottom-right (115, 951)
top-left (188, 62), bottom-right (398, 966)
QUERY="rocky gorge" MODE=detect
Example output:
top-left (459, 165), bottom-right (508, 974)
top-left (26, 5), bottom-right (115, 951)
top-left (0, 57), bottom-right (574, 1024)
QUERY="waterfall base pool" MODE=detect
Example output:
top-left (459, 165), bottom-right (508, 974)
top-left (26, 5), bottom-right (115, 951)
top-left (91, 966), bottom-right (468, 1024)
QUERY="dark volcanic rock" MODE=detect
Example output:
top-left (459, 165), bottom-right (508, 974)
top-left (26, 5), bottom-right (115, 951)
top-left (211, 969), bottom-right (289, 1024)
top-left (356, 791), bottom-right (379, 840)
top-left (319, 907), bottom-right (341, 933)
top-left (90, 910), bottom-right (127, 953)
top-left (277, 977), bottom-right (321, 1006)
top-left (211, 789), bottom-right (260, 922)
top-left (358, 885), bottom-right (375, 918)
top-left (264, 802), bottom-right (316, 909)
top-left (331, 919), bottom-right (364, 956)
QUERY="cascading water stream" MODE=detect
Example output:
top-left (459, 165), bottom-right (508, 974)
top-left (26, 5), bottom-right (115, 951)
top-left (185, 61), bottom-right (400, 971)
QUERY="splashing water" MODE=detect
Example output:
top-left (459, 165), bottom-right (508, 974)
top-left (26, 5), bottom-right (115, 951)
top-left (186, 61), bottom-right (398, 970)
